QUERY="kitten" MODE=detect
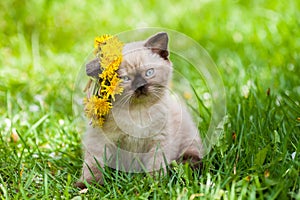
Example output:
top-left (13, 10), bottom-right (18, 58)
top-left (76, 32), bottom-right (203, 188)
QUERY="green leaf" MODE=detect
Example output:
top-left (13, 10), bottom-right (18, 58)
top-left (254, 146), bottom-right (269, 166)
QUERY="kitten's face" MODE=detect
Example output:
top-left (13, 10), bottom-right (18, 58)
top-left (115, 33), bottom-right (172, 105)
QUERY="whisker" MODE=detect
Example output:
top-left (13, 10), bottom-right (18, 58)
top-left (115, 93), bottom-right (133, 107)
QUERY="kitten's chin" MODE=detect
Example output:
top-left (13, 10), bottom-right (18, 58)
top-left (114, 92), bottom-right (158, 107)
top-left (132, 90), bottom-right (165, 105)
top-left (131, 94), bottom-right (157, 104)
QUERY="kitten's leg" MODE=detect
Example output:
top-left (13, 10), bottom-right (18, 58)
top-left (177, 109), bottom-right (204, 169)
top-left (143, 144), bottom-right (171, 174)
top-left (178, 139), bottom-right (203, 170)
top-left (75, 151), bottom-right (105, 188)
top-left (75, 129), bottom-right (110, 188)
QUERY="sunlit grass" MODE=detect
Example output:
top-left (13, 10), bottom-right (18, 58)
top-left (1, 0), bottom-right (299, 199)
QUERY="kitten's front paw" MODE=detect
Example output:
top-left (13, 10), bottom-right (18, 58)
top-left (179, 149), bottom-right (202, 170)
top-left (75, 165), bottom-right (104, 188)
top-left (75, 175), bottom-right (104, 189)
top-left (74, 180), bottom-right (87, 189)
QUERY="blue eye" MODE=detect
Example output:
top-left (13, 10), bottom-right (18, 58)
top-left (121, 76), bottom-right (130, 82)
top-left (145, 68), bottom-right (154, 77)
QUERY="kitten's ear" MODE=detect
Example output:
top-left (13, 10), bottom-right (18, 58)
top-left (86, 58), bottom-right (102, 78)
top-left (144, 32), bottom-right (169, 60)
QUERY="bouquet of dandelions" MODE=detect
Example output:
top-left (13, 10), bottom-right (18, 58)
top-left (84, 35), bottom-right (124, 127)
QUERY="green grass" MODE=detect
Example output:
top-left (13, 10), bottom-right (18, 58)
top-left (1, 0), bottom-right (300, 199)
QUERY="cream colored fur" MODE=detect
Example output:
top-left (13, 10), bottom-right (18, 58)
top-left (76, 33), bottom-right (203, 187)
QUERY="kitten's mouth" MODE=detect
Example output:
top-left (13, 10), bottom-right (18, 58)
top-left (134, 85), bottom-right (148, 98)
top-left (131, 84), bottom-right (165, 104)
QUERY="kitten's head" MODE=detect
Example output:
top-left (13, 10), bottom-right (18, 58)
top-left (86, 32), bottom-right (172, 106)
top-left (116, 32), bottom-right (172, 105)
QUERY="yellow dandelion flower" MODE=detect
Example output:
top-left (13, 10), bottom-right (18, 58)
top-left (84, 95), bottom-right (112, 116)
top-left (101, 37), bottom-right (123, 56)
top-left (108, 57), bottom-right (122, 71)
top-left (85, 34), bottom-right (124, 127)
top-left (100, 56), bottom-right (118, 70)
top-left (94, 34), bottom-right (112, 49)
top-left (101, 75), bottom-right (123, 101)
top-left (100, 68), bottom-right (114, 80)
top-left (100, 58), bottom-right (122, 80)
top-left (95, 116), bottom-right (105, 127)
top-left (83, 97), bottom-right (94, 118)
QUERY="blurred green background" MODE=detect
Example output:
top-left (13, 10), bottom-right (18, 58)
top-left (1, 0), bottom-right (299, 116)
top-left (0, 0), bottom-right (299, 198)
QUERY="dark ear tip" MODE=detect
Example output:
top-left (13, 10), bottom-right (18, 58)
top-left (154, 32), bottom-right (168, 40)
top-left (144, 32), bottom-right (169, 60)
top-left (157, 32), bottom-right (168, 36)
top-left (86, 58), bottom-right (102, 78)
top-left (145, 32), bottom-right (169, 47)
